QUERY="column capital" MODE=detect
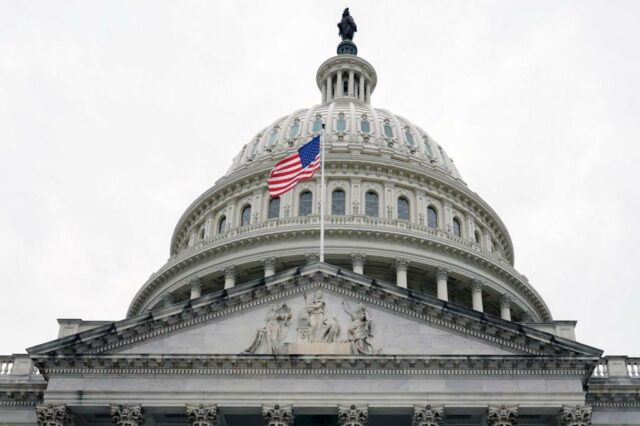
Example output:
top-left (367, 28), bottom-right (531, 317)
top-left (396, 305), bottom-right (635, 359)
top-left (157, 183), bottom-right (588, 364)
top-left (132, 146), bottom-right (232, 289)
top-left (471, 278), bottom-right (484, 292)
top-left (36, 404), bottom-right (72, 426)
top-left (111, 404), bottom-right (145, 426)
top-left (412, 404), bottom-right (444, 426)
top-left (262, 404), bottom-right (294, 426)
top-left (223, 265), bottom-right (238, 279)
top-left (189, 276), bottom-right (203, 291)
top-left (186, 404), bottom-right (218, 426)
top-left (305, 253), bottom-right (320, 264)
top-left (434, 266), bottom-right (448, 281)
top-left (560, 405), bottom-right (592, 426)
top-left (262, 257), bottom-right (277, 268)
top-left (394, 258), bottom-right (410, 271)
top-left (338, 404), bottom-right (368, 426)
top-left (520, 311), bottom-right (535, 323)
top-left (163, 292), bottom-right (174, 307)
top-left (500, 294), bottom-right (512, 309)
top-left (487, 404), bottom-right (518, 426)
top-left (350, 253), bottom-right (366, 267)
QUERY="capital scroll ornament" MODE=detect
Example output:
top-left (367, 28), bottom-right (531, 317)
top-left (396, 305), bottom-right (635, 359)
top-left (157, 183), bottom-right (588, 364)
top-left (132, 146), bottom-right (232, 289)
top-left (36, 404), bottom-right (72, 426)
top-left (262, 404), bottom-right (294, 426)
top-left (434, 266), bottom-right (448, 281)
top-left (189, 276), bottom-right (203, 292)
top-left (262, 257), bottom-right (277, 269)
top-left (394, 258), bottom-right (409, 272)
top-left (338, 404), bottom-right (368, 426)
top-left (560, 405), bottom-right (592, 426)
top-left (110, 404), bottom-right (145, 426)
top-left (223, 265), bottom-right (238, 280)
top-left (412, 404), bottom-right (444, 426)
top-left (471, 278), bottom-right (484, 292)
top-left (305, 253), bottom-right (320, 265)
top-left (487, 404), bottom-right (518, 426)
top-left (186, 404), bottom-right (218, 426)
top-left (350, 253), bottom-right (366, 268)
top-left (500, 294), bottom-right (512, 309)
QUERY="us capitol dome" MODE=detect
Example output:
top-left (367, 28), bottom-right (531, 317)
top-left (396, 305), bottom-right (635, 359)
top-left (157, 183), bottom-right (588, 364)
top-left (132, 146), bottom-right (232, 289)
top-left (2, 9), bottom-right (639, 426)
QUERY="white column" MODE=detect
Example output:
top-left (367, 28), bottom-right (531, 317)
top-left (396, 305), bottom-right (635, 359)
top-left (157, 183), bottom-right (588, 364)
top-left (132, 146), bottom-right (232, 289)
top-left (224, 265), bottom-right (237, 289)
top-left (365, 83), bottom-right (371, 103)
top-left (326, 75), bottom-right (332, 102)
top-left (471, 279), bottom-right (484, 312)
top-left (189, 277), bottom-right (202, 299)
top-left (394, 258), bottom-right (409, 289)
top-left (263, 257), bottom-right (277, 277)
top-left (435, 266), bottom-right (448, 301)
top-left (359, 75), bottom-right (365, 102)
top-left (321, 83), bottom-right (327, 103)
top-left (500, 294), bottom-right (512, 321)
top-left (336, 72), bottom-right (343, 97)
top-left (350, 253), bottom-right (366, 275)
top-left (348, 70), bottom-right (355, 97)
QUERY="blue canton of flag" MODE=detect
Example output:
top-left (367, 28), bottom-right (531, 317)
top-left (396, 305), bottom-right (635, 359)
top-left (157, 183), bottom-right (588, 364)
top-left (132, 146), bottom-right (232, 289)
top-left (267, 136), bottom-right (322, 196)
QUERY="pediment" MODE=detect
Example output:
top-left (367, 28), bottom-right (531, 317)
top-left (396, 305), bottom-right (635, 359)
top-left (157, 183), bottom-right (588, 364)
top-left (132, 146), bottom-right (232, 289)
top-left (27, 263), bottom-right (601, 358)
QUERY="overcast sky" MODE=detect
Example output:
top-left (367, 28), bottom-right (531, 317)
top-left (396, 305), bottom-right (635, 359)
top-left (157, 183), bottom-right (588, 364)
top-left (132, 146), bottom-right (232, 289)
top-left (1, 1), bottom-right (638, 356)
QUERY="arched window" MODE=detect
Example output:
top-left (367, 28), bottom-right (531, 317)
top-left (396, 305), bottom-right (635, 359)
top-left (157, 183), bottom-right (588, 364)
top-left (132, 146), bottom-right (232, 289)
top-left (404, 129), bottom-right (415, 146)
top-left (289, 120), bottom-right (300, 139)
top-left (423, 138), bottom-right (434, 157)
top-left (474, 230), bottom-right (481, 244)
top-left (268, 128), bottom-right (279, 147)
top-left (452, 217), bottom-right (462, 237)
top-left (241, 205), bottom-right (252, 226)
top-left (332, 189), bottom-right (346, 215)
top-left (343, 79), bottom-right (348, 96)
top-left (218, 216), bottom-right (227, 233)
top-left (397, 197), bottom-right (410, 220)
top-left (199, 227), bottom-right (205, 240)
top-left (336, 113), bottom-right (347, 132)
top-left (299, 191), bottom-right (312, 216)
top-left (383, 121), bottom-right (393, 138)
top-left (360, 118), bottom-right (371, 134)
top-left (427, 206), bottom-right (438, 229)
top-left (268, 197), bottom-right (280, 219)
top-left (312, 116), bottom-right (323, 133)
top-left (365, 191), bottom-right (379, 217)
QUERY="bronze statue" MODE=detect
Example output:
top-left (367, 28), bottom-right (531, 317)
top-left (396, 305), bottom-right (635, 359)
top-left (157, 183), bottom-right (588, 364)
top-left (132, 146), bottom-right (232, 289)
top-left (337, 8), bottom-right (357, 41)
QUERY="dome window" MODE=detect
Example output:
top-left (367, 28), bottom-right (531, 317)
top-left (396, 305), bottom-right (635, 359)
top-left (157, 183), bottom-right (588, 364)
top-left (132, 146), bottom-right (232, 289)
top-left (423, 137), bottom-right (434, 157)
top-left (383, 121), bottom-right (393, 138)
top-left (474, 230), bottom-right (481, 244)
top-left (198, 226), bottom-right (205, 240)
top-left (452, 217), bottom-right (462, 237)
top-left (299, 191), bottom-right (313, 216)
top-left (268, 127), bottom-right (279, 147)
top-left (268, 197), bottom-right (280, 219)
top-left (336, 113), bottom-right (347, 132)
top-left (241, 205), bottom-right (252, 226)
top-left (289, 120), bottom-right (301, 139)
top-left (404, 129), bottom-right (415, 147)
top-left (397, 197), bottom-right (410, 220)
top-left (365, 191), bottom-right (379, 217)
top-left (427, 206), bottom-right (438, 229)
top-left (218, 216), bottom-right (227, 234)
top-left (312, 116), bottom-right (323, 134)
top-left (360, 118), bottom-right (371, 134)
top-left (331, 189), bottom-right (346, 215)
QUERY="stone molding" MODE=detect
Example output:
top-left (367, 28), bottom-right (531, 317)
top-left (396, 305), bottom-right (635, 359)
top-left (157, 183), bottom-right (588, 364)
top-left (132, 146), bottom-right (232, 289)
top-left (35, 403), bottom-right (72, 426)
top-left (262, 404), bottom-right (294, 426)
top-left (560, 405), bottom-right (592, 426)
top-left (186, 404), bottom-right (218, 426)
top-left (412, 404), bottom-right (443, 426)
top-left (434, 266), bottom-right (448, 281)
top-left (111, 404), bottom-right (144, 426)
top-left (487, 404), bottom-right (518, 426)
top-left (30, 270), bottom-right (600, 358)
top-left (350, 253), bottom-right (366, 267)
top-left (338, 404), bottom-right (368, 426)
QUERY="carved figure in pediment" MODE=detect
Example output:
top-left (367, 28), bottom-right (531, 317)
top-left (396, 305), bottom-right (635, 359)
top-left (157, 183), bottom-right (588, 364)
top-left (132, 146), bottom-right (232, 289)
top-left (244, 303), bottom-right (292, 354)
top-left (342, 301), bottom-right (373, 354)
top-left (303, 291), bottom-right (341, 343)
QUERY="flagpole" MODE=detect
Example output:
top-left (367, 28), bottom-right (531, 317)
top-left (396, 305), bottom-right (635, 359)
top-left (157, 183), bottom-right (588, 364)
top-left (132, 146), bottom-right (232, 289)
top-left (319, 124), bottom-right (326, 263)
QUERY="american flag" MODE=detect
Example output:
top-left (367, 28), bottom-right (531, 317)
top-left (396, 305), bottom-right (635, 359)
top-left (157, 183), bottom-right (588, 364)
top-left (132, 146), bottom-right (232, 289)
top-left (267, 136), bottom-right (321, 196)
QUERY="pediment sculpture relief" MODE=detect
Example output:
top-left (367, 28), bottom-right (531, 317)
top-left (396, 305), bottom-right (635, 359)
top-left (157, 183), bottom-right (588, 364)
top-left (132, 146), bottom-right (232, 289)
top-left (244, 291), bottom-right (374, 355)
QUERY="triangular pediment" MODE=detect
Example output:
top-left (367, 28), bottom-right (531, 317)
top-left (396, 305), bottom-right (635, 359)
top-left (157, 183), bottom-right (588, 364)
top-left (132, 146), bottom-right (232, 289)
top-left (27, 263), bottom-right (601, 358)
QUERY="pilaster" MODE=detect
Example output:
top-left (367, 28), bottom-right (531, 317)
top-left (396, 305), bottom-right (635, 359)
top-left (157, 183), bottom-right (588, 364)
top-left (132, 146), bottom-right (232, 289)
top-left (111, 404), bottom-right (145, 426)
top-left (262, 404), bottom-right (294, 426)
top-left (560, 405), bottom-right (592, 426)
top-left (412, 404), bottom-right (444, 426)
top-left (338, 404), bottom-right (368, 426)
top-left (350, 253), bottom-right (366, 275)
top-left (186, 404), bottom-right (218, 426)
top-left (36, 404), bottom-right (72, 426)
top-left (434, 266), bottom-right (448, 301)
top-left (487, 404), bottom-right (518, 426)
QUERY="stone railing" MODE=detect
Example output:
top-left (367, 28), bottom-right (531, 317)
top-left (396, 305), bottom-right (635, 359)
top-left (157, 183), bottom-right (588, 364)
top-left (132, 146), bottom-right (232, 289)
top-left (0, 354), bottom-right (40, 379)
top-left (592, 356), bottom-right (640, 378)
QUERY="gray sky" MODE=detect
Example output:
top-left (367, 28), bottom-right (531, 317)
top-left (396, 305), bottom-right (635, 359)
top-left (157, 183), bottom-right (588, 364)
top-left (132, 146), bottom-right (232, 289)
top-left (1, 1), bottom-right (639, 355)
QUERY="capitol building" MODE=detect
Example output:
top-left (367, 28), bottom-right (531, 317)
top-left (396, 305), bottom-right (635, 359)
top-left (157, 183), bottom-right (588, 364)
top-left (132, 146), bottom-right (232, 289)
top-left (1, 11), bottom-right (638, 426)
